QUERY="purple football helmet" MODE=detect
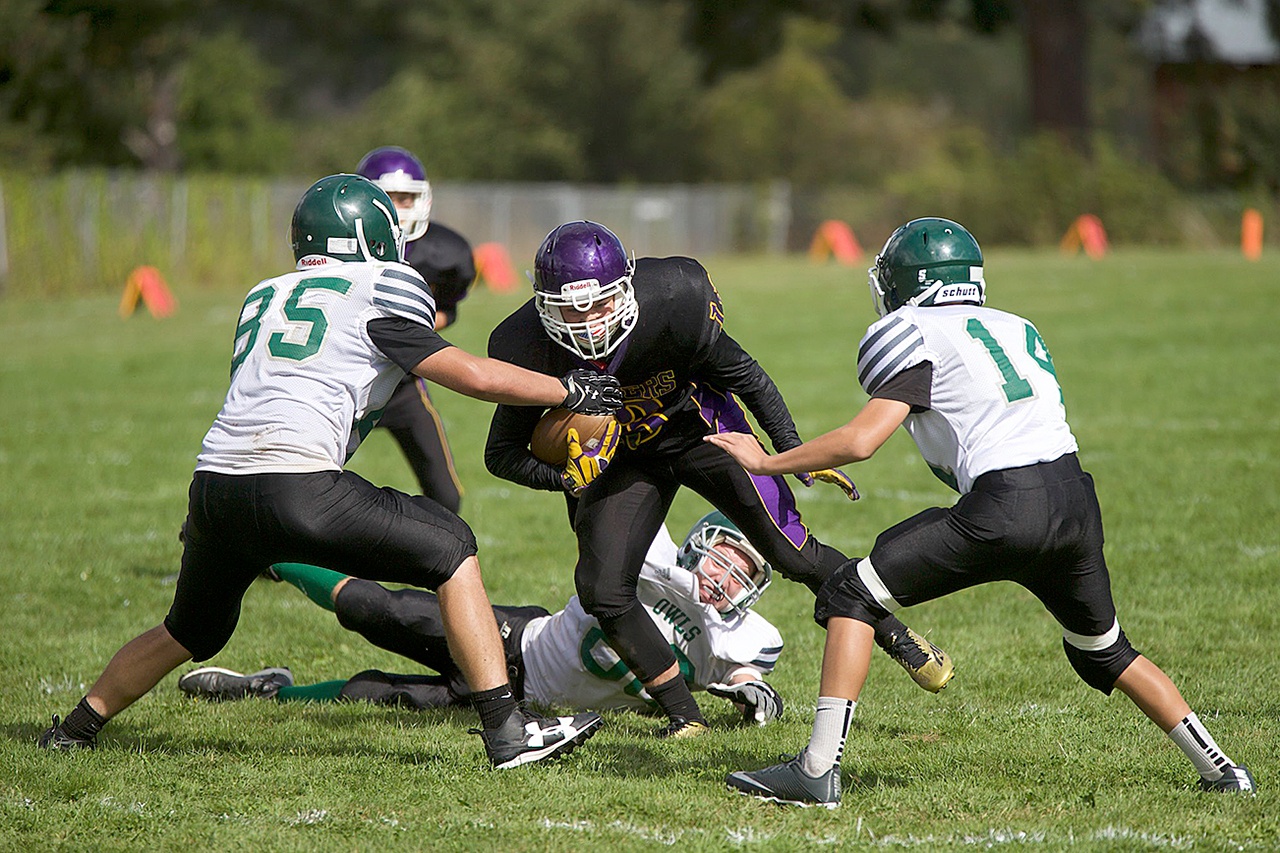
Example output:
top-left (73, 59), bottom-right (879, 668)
top-left (356, 146), bottom-right (432, 242)
top-left (532, 221), bottom-right (638, 360)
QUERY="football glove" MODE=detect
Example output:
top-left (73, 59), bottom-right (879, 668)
top-left (796, 468), bottom-right (860, 501)
top-left (706, 680), bottom-right (783, 726)
top-left (559, 369), bottom-right (622, 416)
top-left (562, 421), bottom-right (621, 496)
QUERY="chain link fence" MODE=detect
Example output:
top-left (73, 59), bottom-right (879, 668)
top-left (0, 172), bottom-right (795, 298)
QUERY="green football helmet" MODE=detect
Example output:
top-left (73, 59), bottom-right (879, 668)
top-left (290, 174), bottom-right (403, 266)
top-left (869, 217), bottom-right (985, 317)
top-left (676, 511), bottom-right (772, 618)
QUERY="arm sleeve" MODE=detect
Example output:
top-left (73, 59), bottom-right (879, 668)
top-left (366, 317), bottom-right (454, 373)
top-left (870, 360), bottom-right (932, 411)
top-left (699, 332), bottom-right (803, 452)
top-left (484, 404), bottom-right (567, 491)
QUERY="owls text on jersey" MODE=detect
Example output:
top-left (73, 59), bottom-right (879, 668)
top-left (518, 526), bottom-right (784, 711)
top-left (857, 304), bottom-right (1078, 493)
top-left (197, 260), bottom-right (437, 475)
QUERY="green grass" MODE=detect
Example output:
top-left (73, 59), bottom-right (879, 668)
top-left (2, 251), bottom-right (1277, 850)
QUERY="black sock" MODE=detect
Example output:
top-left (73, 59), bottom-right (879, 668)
top-left (62, 697), bottom-right (107, 740)
top-left (647, 675), bottom-right (705, 724)
top-left (872, 613), bottom-right (907, 648)
top-left (472, 684), bottom-right (518, 730)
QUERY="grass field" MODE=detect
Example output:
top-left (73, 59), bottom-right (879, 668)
top-left (2, 251), bottom-right (1277, 850)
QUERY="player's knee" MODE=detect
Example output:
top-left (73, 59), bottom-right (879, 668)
top-left (334, 579), bottom-right (395, 633)
top-left (164, 612), bottom-right (236, 663)
top-left (813, 557), bottom-right (892, 628)
top-left (1062, 625), bottom-right (1140, 694)
top-left (575, 575), bottom-right (631, 619)
top-left (596, 604), bottom-right (677, 683)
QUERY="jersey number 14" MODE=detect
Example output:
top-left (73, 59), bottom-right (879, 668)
top-left (965, 318), bottom-right (1064, 406)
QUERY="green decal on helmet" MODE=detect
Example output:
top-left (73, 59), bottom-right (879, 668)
top-left (869, 217), bottom-right (984, 317)
top-left (676, 511), bottom-right (772, 618)
top-left (290, 174), bottom-right (404, 267)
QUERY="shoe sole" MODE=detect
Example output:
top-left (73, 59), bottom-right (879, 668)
top-left (493, 716), bottom-right (603, 770)
top-left (726, 781), bottom-right (839, 809)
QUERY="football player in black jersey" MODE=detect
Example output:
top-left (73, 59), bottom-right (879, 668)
top-left (485, 221), bottom-right (955, 738)
top-left (357, 146), bottom-right (473, 512)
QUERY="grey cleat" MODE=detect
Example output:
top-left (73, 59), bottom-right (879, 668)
top-left (726, 753), bottom-right (841, 808)
top-left (1200, 765), bottom-right (1256, 794)
top-left (178, 666), bottom-right (294, 701)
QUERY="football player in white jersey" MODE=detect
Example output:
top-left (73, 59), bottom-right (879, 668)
top-left (709, 218), bottom-right (1255, 806)
top-left (177, 513), bottom-right (787, 727)
top-left (37, 175), bottom-right (623, 770)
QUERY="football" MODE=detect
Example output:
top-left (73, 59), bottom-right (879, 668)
top-left (530, 408), bottom-right (616, 465)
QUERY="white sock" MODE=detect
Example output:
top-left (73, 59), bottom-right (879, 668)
top-left (1168, 712), bottom-right (1234, 780)
top-left (801, 696), bottom-right (856, 777)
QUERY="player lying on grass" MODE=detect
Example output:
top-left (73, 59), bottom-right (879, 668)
top-left (178, 514), bottom-right (787, 726)
top-left (37, 175), bottom-right (621, 770)
top-left (709, 217), bottom-right (1256, 807)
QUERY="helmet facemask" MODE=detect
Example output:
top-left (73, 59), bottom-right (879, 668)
top-left (534, 265), bottom-right (639, 360)
top-left (677, 520), bottom-right (772, 619)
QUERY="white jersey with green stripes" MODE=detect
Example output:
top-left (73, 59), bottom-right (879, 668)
top-left (197, 259), bottom-right (436, 474)
top-left (857, 304), bottom-right (1078, 494)
top-left (519, 525), bottom-right (784, 712)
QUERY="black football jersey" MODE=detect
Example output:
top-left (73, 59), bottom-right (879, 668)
top-left (485, 256), bottom-right (802, 490)
top-left (406, 222), bottom-right (475, 323)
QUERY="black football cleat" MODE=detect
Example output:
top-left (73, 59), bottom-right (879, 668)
top-left (36, 715), bottom-right (96, 751)
top-left (477, 707), bottom-right (602, 769)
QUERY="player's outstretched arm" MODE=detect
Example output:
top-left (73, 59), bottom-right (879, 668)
top-left (706, 398), bottom-right (909, 475)
top-left (414, 348), bottom-right (620, 412)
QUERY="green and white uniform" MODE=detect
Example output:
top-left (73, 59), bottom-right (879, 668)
top-left (521, 525), bottom-right (783, 711)
top-left (857, 304), bottom-right (1077, 494)
top-left (198, 259), bottom-right (438, 474)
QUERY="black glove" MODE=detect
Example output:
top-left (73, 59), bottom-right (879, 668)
top-left (559, 369), bottom-right (622, 415)
top-left (706, 680), bottom-right (784, 725)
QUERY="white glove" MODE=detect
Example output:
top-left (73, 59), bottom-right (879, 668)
top-left (706, 680), bottom-right (783, 725)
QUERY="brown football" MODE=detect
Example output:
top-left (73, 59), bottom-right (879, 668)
top-left (530, 408), bottom-right (616, 465)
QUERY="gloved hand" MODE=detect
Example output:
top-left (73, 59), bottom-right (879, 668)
top-left (561, 421), bottom-right (621, 496)
top-left (796, 468), bottom-right (860, 501)
top-left (559, 369), bottom-right (622, 415)
top-left (706, 680), bottom-right (784, 725)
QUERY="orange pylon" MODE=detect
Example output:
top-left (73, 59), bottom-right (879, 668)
top-left (1060, 215), bottom-right (1109, 259)
top-left (473, 242), bottom-right (518, 292)
top-left (1242, 209), bottom-right (1263, 261)
top-left (119, 266), bottom-right (177, 318)
top-left (809, 220), bottom-right (864, 266)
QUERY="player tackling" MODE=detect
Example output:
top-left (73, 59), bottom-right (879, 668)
top-left (36, 175), bottom-right (621, 769)
top-left (709, 217), bottom-right (1255, 806)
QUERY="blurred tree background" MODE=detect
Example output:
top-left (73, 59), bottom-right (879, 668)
top-left (0, 0), bottom-right (1277, 250)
